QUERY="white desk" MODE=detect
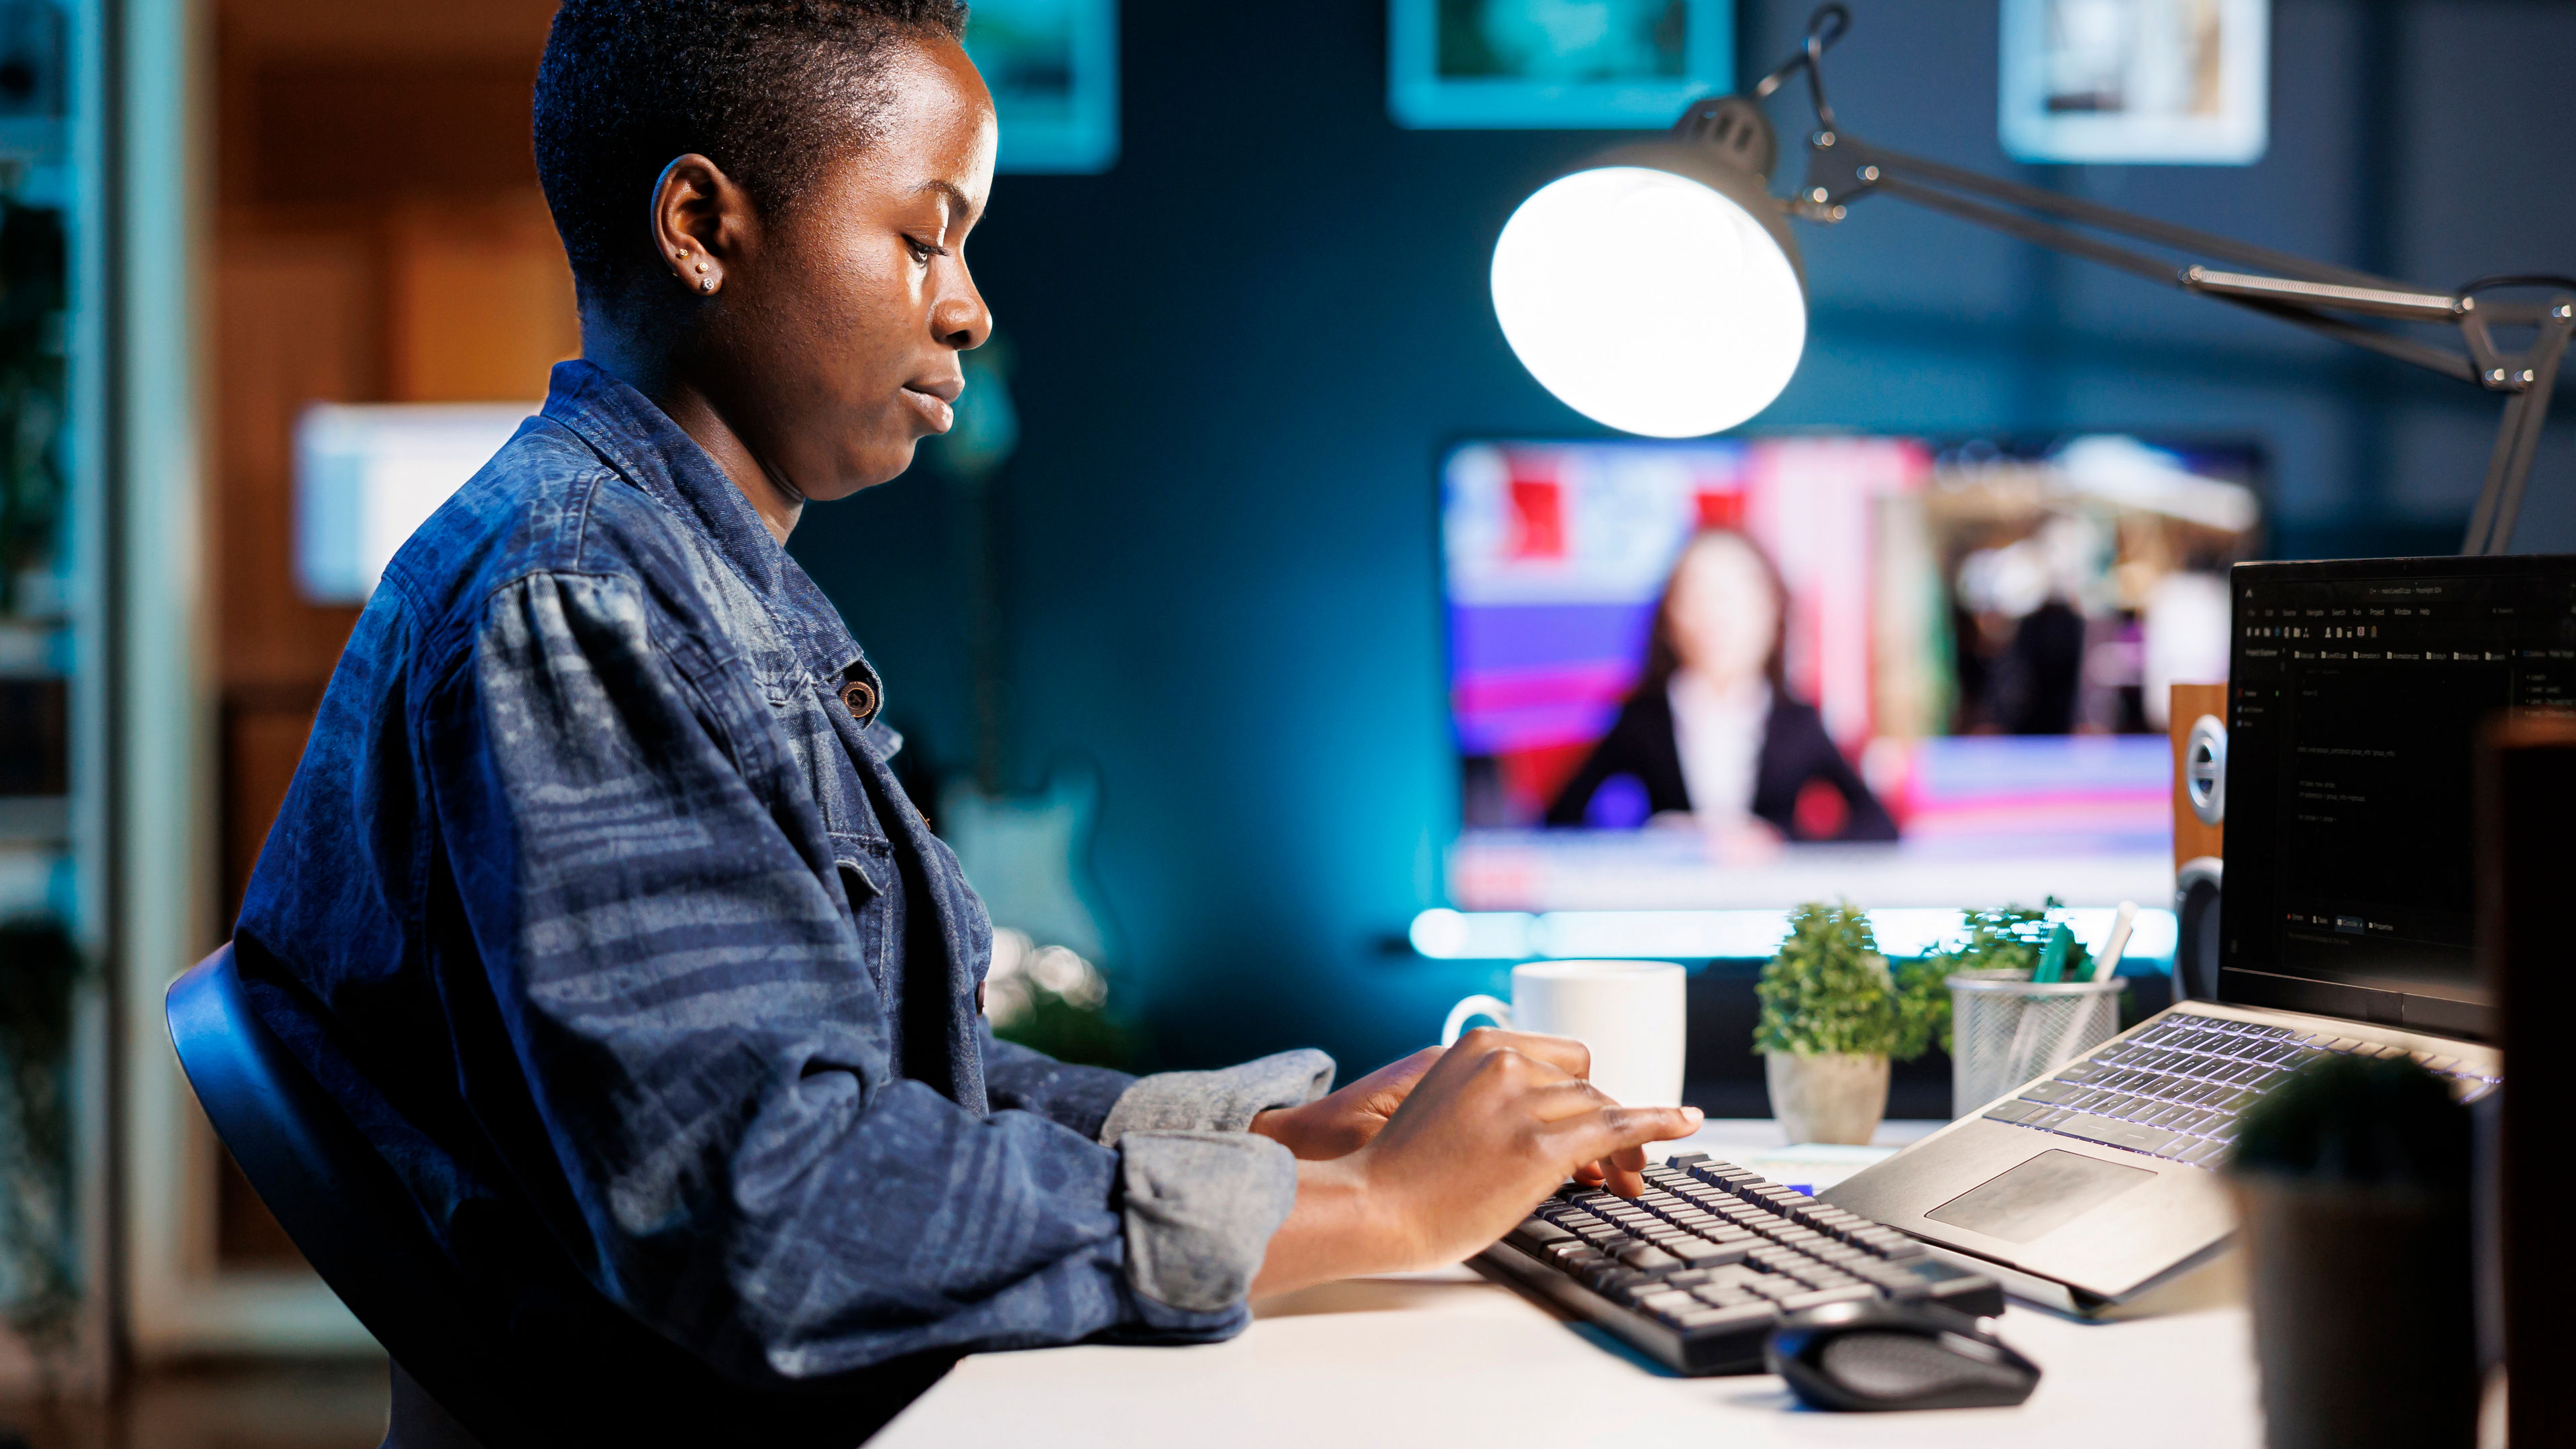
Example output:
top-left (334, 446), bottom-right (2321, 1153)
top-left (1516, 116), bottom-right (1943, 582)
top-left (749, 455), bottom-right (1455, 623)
top-left (876, 1121), bottom-right (2263, 1448)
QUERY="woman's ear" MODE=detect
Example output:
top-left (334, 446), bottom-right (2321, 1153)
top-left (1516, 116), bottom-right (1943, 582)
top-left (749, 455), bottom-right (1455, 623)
top-left (649, 154), bottom-right (755, 299)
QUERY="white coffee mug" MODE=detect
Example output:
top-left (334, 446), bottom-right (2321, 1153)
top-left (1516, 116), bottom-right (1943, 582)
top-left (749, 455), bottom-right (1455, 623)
top-left (1440, 959), bottom-right (1688, 1111)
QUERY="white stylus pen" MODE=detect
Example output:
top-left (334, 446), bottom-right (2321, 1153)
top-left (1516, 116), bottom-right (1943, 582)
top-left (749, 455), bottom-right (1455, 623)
top-left (2090, 901), bottom-right (2139, 982)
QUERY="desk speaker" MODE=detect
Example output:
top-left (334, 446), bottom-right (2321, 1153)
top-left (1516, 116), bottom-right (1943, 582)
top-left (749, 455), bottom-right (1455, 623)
top-left (2170, 684), bottom-right (2226, 1001)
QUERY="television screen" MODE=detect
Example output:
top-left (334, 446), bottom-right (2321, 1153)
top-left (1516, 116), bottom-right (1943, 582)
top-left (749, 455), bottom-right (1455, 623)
top-left (1442, 433), bottom-right (2261, 914)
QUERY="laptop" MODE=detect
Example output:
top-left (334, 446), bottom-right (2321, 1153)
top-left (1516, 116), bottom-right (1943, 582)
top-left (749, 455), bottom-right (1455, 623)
top-left (1823, 553), bottom-right (2552, 1315)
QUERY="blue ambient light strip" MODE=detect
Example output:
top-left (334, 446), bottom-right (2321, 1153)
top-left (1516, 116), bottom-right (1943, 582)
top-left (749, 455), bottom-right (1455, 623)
top-left (1407, 907), bottom-right (2180, 967)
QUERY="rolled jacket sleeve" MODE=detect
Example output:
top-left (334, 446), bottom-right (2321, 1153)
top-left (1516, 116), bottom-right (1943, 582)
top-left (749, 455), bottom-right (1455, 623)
top-left (1099, 1049), bottom-right (1337, 1143)
top-left (1089, 1050), bottom-right (1333, 1313)
top-left (1118, 1132), bottom-right (1299, 1312)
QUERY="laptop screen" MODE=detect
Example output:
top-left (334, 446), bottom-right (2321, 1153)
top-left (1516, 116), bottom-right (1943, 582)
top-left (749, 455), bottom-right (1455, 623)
top-left (2220, 554), bottom-right (2576, 1040)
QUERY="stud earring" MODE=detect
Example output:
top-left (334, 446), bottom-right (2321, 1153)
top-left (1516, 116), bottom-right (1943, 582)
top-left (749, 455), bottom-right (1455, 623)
top-left (700, 276), bottom-right (715, 293)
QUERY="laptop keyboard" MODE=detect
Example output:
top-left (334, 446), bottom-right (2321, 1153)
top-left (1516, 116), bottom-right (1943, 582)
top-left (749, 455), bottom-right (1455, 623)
top-left (1482, 1155), bottom-right (2003, 1375)
top-left (1979, 1010), bottom-right (2500, 1167)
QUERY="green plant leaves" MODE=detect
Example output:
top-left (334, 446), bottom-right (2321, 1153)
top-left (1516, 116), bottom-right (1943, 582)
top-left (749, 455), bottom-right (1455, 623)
top-left (1756, 902), bottom-right (1914, 1059)
top-left (1756, 902), bottom-right (2080, 1063)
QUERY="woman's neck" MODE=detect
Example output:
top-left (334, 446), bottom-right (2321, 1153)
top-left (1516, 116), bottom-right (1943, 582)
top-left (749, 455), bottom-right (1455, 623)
top-left (582, 321), bottom-right (806, 545)
top-left (1671, 665), bottom-right (1768, 705)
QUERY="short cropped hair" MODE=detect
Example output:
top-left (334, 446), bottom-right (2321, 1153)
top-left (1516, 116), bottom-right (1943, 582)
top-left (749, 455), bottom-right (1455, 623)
top-left (534, 0), bottom-right (970, 299)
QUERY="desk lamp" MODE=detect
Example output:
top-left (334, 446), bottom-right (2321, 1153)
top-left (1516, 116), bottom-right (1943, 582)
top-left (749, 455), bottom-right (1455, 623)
top-left (1491, 4), bottom-right (2575, 554)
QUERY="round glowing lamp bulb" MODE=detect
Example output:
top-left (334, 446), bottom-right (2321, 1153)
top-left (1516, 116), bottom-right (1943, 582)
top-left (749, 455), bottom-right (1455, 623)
top-left (1491, 160), bottom-right (1807, 439)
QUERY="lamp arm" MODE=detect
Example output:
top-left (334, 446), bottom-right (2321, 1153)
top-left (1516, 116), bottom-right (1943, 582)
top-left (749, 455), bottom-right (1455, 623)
top-left (1823, 140), bottom-right (2402, 291)
top-left (2464, 316), bottom-right (2571, 554)
top-left (1861, 166), bottom-right (2481, 384)
top-left (1799, 137), bottom-right (2573, 552)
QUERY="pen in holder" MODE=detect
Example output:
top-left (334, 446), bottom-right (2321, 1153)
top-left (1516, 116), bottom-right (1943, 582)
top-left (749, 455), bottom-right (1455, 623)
top-left (1946, 970), bottom-right (2126, 1119)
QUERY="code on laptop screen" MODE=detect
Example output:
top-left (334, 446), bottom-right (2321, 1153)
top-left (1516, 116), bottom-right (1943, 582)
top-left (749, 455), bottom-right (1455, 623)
top-left (2222, 556), bottom-right (2576, 1038)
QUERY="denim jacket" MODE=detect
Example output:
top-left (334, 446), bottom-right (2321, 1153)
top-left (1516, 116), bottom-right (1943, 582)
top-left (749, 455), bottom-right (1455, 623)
top-left (233, 362), bottom-right (1330, 1436)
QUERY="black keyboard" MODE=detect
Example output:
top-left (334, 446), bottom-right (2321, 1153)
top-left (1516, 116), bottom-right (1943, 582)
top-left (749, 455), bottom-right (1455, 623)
top-left (1472, 1153), bottom-right (2004, 1375)
top-left (1978, 1010), bottom-right (2502, 1167)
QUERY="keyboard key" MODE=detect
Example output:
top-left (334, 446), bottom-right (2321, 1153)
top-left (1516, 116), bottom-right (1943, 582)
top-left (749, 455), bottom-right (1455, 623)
top-left (1665, 1239), bottom-right (1750, 1267)
top-left (2051, 1114), bottom-right (2178, 1155)
top-left (2055, 1059), bottom-right (2106, 1082)
top-left (1677, 1302), bottom-right (1781, 1334)
top-left (1585, 1264), bottom-right (1648, 1295)
top-left (2019, 1080), bottom-right (2084, 1104)
top-left (1782, 1285), bottom-right (1878, 1311)
top-left (1637, 1289), bottom-right (1695, 1315)
top-left (1509, 1220), bottom-right (1574, 1252)
top-left (1617, 1243), bottom-right (1682, 1273)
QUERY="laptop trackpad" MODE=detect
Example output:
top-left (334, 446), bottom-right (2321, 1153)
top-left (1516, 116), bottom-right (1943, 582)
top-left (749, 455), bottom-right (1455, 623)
top-left (1924, 1149), bottom-right (2158, 1244)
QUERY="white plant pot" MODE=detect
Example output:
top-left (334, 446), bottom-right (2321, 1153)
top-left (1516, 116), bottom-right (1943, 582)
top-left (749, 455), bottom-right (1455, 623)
top-left (1764, 1051), bottom-right (1890, 1145)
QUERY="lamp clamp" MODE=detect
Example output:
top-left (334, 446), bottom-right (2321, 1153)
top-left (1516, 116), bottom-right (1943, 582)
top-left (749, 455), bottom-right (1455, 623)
top-left (1790, 130), bottom-right (1890, 221)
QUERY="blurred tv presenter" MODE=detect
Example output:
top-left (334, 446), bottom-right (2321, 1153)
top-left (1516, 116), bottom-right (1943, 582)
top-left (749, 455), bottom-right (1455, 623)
top-left (227, 1), bottom-right (1697, 1442)
top-left (1546, 530), bottom-right (1897, 842)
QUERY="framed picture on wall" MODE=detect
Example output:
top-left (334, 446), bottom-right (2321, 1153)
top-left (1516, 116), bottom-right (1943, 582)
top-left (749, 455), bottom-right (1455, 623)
top-left (1389, 0), bottom-right (1734, 130)
top-left (963, 0), bottom-right (1118, 173)
top-left (2000, 0), bottom-right (2269, 164)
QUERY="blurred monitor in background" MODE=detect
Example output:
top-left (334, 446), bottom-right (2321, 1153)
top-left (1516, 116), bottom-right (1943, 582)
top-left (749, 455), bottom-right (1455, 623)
top-left (1443, 433), bottom-right (2261, 911)
top-left (295, 403), bottom-right (537, 605)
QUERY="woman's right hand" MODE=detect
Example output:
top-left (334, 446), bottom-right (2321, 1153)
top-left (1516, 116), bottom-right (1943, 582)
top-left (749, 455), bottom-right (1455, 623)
top-left (1248, 1028), bottom-right (1701, 1297)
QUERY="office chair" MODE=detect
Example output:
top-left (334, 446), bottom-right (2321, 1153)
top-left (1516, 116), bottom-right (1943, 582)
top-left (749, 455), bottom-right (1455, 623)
top-left (169, 945), bottom-right (959, 1447)
top-left (166, 947), bottom-right (514, 1449)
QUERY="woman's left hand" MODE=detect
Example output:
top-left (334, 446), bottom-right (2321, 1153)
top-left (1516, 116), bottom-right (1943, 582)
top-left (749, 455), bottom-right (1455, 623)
top-left (1249, 1046), bottom-right (1444, 1160)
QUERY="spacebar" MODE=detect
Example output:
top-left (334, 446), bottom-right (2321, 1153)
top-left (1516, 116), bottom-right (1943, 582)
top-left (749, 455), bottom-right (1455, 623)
top-left (2052, 1114), bottom-right (2177, 1155)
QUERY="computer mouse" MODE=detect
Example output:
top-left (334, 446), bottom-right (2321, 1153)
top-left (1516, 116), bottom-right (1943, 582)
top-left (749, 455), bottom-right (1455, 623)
top-left (1764, 1298), bottom-right (2041, 1411)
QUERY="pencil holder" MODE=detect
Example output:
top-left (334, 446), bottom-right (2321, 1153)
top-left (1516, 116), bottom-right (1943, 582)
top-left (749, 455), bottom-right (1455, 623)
top-left (1946, 970), bottom-right (2125, 1118)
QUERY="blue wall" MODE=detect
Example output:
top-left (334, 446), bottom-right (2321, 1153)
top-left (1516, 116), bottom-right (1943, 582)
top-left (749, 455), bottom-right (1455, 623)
top-left (791, 0), bottom-right (2576, 1077)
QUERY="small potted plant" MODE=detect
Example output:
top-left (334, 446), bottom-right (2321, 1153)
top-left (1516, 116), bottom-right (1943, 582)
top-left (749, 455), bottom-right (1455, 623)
top-left (1755, 903), bottom-right (1947, 1144)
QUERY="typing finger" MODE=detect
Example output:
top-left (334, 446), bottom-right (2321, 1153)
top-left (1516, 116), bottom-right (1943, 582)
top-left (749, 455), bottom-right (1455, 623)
top-left (1542, 1105), bottom-right (1701, 1188)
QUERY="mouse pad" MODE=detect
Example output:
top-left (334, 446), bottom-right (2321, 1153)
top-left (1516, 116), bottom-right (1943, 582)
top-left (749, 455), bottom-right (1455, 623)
top-left (1923, 1149), bottom-right (2157, 1244)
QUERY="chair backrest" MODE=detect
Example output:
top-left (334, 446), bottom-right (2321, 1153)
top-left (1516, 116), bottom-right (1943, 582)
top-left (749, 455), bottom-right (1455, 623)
top-left (166, 947), bottom-right (533, 1447)
top-left (168, 946), bottom-right (957, 1448)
